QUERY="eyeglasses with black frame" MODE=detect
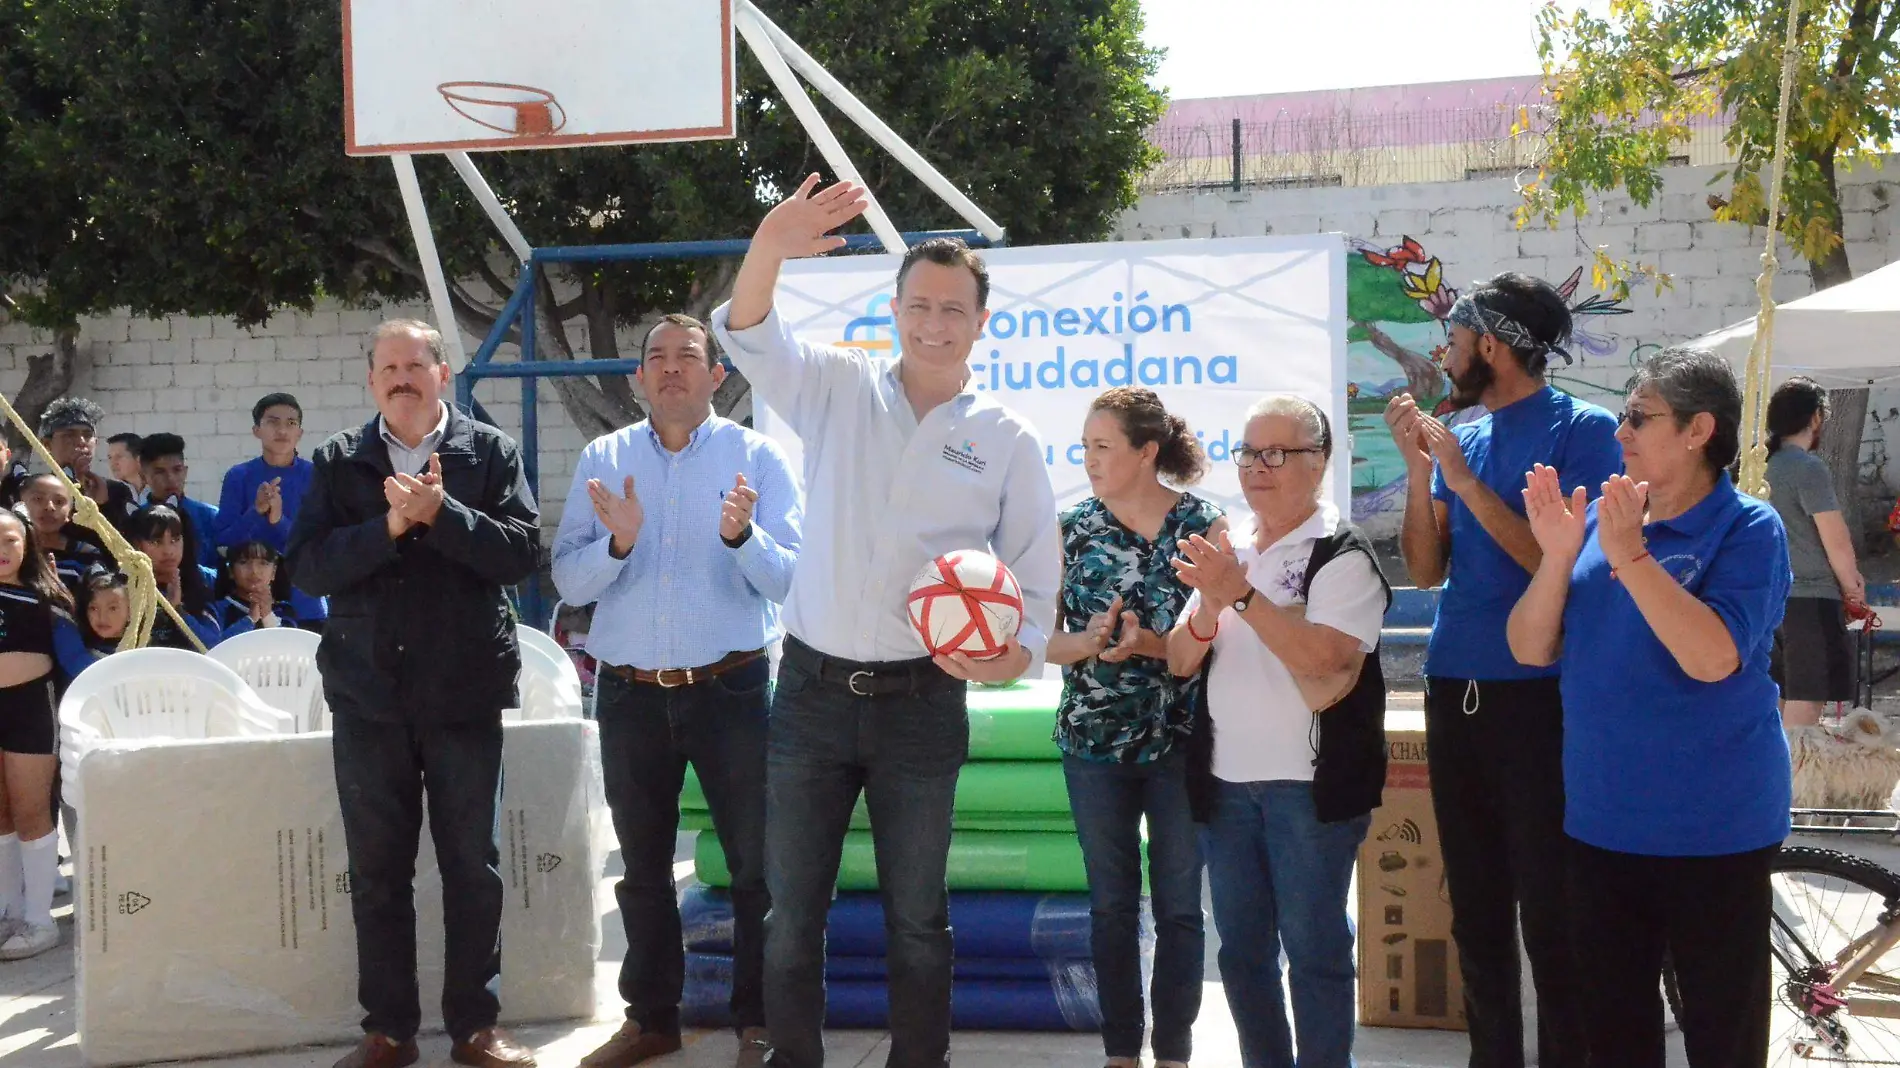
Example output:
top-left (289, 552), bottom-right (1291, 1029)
top-left (1617, 407), bottom-right (1672, 431)
top-left (1232, 445), bottom-right (1326, 469)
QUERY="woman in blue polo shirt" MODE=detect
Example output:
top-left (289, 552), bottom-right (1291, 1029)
top-left (1507, 346), bottom-right (1790, 1067)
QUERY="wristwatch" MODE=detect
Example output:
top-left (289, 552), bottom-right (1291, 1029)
top-left (1232, 588), bottom-right (1256, 613)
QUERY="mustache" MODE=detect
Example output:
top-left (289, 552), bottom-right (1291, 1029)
top-left (386, 386), bottom-right (421, 399)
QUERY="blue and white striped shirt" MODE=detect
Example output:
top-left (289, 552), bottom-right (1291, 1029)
top-left (550, 416), bottom-right (801, 671)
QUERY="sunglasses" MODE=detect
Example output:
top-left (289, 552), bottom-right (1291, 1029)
top-left (1618, 407), bottom-right (1673, 431)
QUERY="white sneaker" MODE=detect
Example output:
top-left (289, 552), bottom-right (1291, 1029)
top-left (0, 922), bottom-right (58, 960)
top-left (0, 915), bottom-right (21, 945)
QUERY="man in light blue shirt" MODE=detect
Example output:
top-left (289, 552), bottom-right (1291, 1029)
top-left (712, 176), bottom-right (1059, 1068)
top-left (551, 313), bottom-right (799, 1068)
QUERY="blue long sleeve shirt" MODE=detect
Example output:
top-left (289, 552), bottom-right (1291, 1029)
top-left (551, 416), bottom-right (802, 672)
top-left (214, 455), bottom-right (326, 622)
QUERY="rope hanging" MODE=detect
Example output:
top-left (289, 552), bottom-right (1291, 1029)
top-left (0, 391), bottom-right (204, 653)
top-left (1736, 0), bottom-right (1806, 499)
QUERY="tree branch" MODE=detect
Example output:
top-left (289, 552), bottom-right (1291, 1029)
top-left (1834, 0), bottom-right (1880, 81)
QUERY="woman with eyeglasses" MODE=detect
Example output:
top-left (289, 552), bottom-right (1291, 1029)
top-left (1167, 395), bottom-right (1391, 1068)
top-left (1048, 386), bottom-right (1222, 1068)
top-left (1508, 346), bottom-right (1791, 1067)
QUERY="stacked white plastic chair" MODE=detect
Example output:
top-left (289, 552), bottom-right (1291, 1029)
top-left (59, 648), bottom-right (299, 813)
top-left (207, 626), bottom-right (331, 732)
top-left (513, 625), bottom-right (585, 721)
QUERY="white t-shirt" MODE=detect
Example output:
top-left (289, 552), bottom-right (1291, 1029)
top-left (1188, 502), bottom-right (1387, 784)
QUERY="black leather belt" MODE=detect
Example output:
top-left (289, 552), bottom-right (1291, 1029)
top-left (781, 635), bottom-right (958, 698)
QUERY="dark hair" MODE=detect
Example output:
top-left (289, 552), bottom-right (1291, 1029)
top-left (216, 540), bottom-right (292, 603)
top-left (0, 509), bottom-right (74, 612)
top-left (106, 432), bottom-right (142, 450)
top-left (137, 432), bottom-right (186, 466)
top-left (19, 472), bottom-right (70, 500)
top-left (896, 237), bottom-right (990, 308)
top-left (127, 503), bottom-right (211, 612)
top-left (1088, 386), bottom-right (1208, 485)
top-left (1765, 376), bottom-right (1828, 457)
top-left (1632, 345), bottom-right (1743, 472)
top-left (368, 319), bottom-right (446, 367)
top-left (639, 313), bottom-right (718, 367)
top-left (1467, 272), bottom-right (1575, 375)
top-left (77, 566), bottom-right (130, 645)
top-left (252, 393), bottom-right (303, 426)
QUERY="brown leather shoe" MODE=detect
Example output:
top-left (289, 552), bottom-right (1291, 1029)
top-left (451, 1026), bottom-right (538, 1068)
top-left (735, 1027), bottom-right (771, 1068)
top-left (577, 1021), bottom-right (683, 1068)
top-left (332, 1033), bottom-right (419, 1068)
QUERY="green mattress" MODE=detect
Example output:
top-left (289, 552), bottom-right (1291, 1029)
top-left (684, 760), bottom-right (1073, 817)
top-left (695, 830), bottom-right (1089, 891)
top-left (678, 810), bottom-right (1075, 834)
top-left (964, 679), bottom-right (1063, 760)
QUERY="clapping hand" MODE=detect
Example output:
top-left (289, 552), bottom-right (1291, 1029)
top-left (1171, 528), bottom-right (1249, 604)
top-left (1521, 464), bottom-right (1587, 562)
top-left (753, 174), bottom-right (871, 261)
top-left (719, 473), bottom-right (758, 542)
top-left (1598, 474), bottom-right (1651, 570)
top-left (588, 474), bottom-right (643, 555)
top-left (1382, 394), bottom-right (1436, 477)
top-left (255, 478), bottom-right (285, 524)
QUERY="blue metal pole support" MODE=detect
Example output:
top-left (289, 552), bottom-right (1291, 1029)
top-left (520, 372), bottom-right (544, 629)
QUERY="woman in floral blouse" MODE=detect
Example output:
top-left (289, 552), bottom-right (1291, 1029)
top-left (1049, 386), bottom-right (1224, 1068)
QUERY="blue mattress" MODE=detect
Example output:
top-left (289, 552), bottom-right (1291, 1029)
top-left (680, 884), bottom-right (1094, 960)
top-left (681, 973), bottom-right (1102, 1032)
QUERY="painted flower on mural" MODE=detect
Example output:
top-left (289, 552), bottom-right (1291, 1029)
top-left (1555, 266), bottom-right (1632, 359)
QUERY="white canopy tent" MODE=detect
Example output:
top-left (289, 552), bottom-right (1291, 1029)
top-left (1701, 257), bottom-right (1900, 388)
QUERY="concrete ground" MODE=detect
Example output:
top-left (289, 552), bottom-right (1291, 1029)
top-left (0, 830), bottom-right (1701, 1068)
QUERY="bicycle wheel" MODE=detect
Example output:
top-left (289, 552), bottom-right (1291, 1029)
top-left (1771, 846), bottom-right (1900, 1065)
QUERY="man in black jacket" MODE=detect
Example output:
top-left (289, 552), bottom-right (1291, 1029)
top-left (288, 319), bottom-right (541, 1068)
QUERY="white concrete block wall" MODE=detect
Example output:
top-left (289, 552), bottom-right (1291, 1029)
top-left (0, 305), bottom-right (589, 532)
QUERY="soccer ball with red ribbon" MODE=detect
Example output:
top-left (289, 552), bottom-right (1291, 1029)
top-left (906, 550), bottom-right (1024, 660)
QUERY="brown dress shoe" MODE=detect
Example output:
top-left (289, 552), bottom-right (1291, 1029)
top-left (735, 1027), bottom-right (772, 1068)
top-left (332, 1033), bottom-right (419, 1068)
top-left (578, 1021), bottom-right (684, 1068)
top-left (451, 1026), bottom-right (539, 1068)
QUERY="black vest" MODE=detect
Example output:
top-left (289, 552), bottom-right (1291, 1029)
top-left (1186, 521), bottom-right (1392, 825)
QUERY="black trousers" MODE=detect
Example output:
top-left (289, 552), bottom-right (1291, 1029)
top-left (595, 658), bottom-right (770, 1036)
top-left (332, 714), bottom-right (504, 1043)
top-left (1425, 676), bottom-right (1586, 1068)
top-left (1569, 838), bottom-right (1775, 1068)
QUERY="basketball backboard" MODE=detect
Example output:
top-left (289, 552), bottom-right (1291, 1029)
top-left (344, 0), bottom-right (734, 155)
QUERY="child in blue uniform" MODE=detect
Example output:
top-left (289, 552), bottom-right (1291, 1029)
top-left (213, 540), bottom-right (298, 639)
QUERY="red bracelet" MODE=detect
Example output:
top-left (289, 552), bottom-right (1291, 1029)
top-left (1611, 550), bottom-right (1651, 581)
top-left (1186, 613), bottom-right (1218, 642)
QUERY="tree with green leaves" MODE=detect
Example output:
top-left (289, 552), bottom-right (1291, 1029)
top-left (1, 0), bottom-right (1164, 441)
top-left (1527, 0), bottom-right (1899, 293)
top-left (1528, 1), bottom-right (1899, 540)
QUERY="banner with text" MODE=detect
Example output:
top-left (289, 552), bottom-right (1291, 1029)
top-left (757, 234), bottom-right (1349, 516)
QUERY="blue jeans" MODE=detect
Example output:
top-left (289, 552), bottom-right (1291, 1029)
top-left (1203, 780), bottom-right (1369, 1068)
top-left (596, 657), bottom-right (770, 1035)
top-left (1063, 749), bottom-right (1204, 1062)
top-left (331, 714), bottom-right (504, 1043)
top-left (763, 640), bottom-right (967, 1068)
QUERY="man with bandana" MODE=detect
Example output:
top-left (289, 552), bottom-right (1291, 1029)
top-left (1382, 272), bottom-right (1619, 1068)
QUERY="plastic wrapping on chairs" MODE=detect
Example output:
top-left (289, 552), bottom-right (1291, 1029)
top-left (694, 829), bottom-right (1088, 892)
top-left (681, 973), bottom-right (1102, 1032)
top-left (515, 639), bottom-right (584, 721)
top-left (59, 648), bottom-right (298, 812)
top-left (517, 624), bottom-right (583, 695)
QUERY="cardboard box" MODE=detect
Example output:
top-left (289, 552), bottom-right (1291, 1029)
top-left (74, 720), bottom-right (604, 1066)
top-left (1357, 708), bottom-right (1466, 1030)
